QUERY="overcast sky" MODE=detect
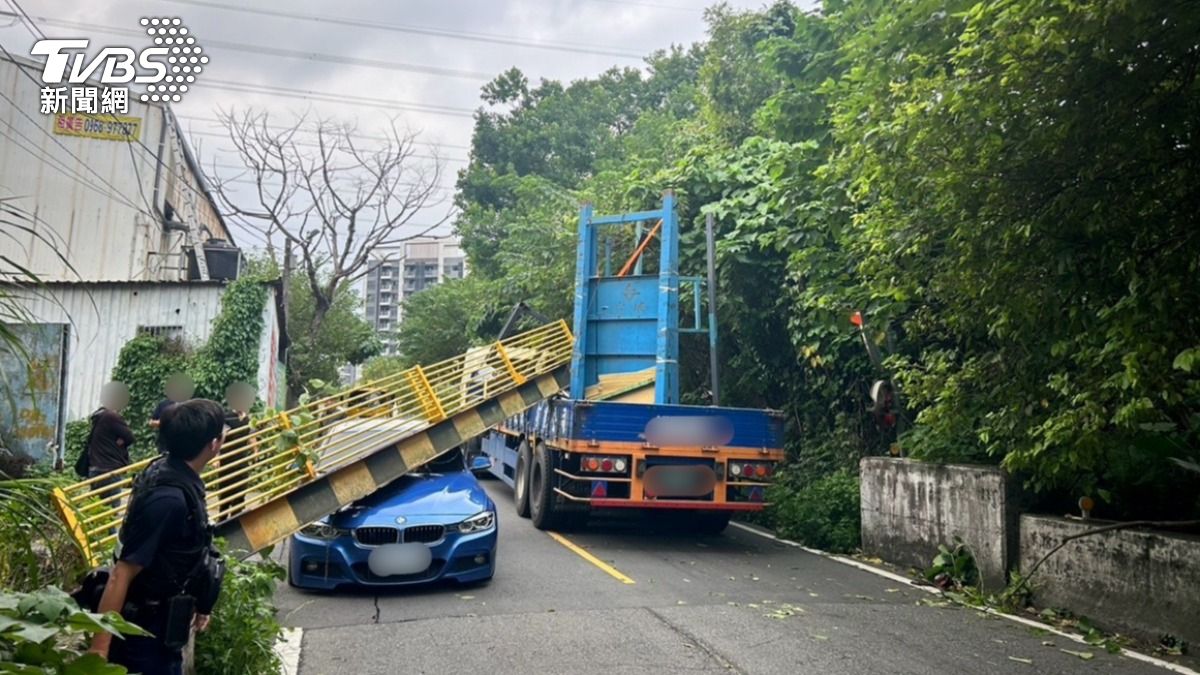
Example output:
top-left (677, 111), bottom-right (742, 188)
top-left (1, 0), bottom-right (786, 248)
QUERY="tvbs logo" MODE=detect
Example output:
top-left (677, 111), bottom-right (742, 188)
top-left (33, 17), bottom-right (206, 114)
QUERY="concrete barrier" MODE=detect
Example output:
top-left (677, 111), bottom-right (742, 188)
top-left (860, 457), bottom-right (1021, 588)
top-left (1019, 515), bottom-right (1200, 646)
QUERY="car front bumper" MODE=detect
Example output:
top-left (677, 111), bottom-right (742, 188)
top-left (288, 527), bottom-right (498, 590)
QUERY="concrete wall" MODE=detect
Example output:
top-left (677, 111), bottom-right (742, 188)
top-left (860, 457), bottom-right (1020, 589)
top-left (1020, 515), bottom-right (1200, 646)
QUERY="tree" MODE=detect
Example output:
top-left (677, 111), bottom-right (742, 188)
top-left (826, 0), bottom-right (1200, 510)
top-left (285, 274), bottom-right (380, 394)
top-left (360, 355), bottom-right (407, 382)
top-left (210, 111), bottom-right (448, 345)
top-left (393, 277), bottom-right (496, 367)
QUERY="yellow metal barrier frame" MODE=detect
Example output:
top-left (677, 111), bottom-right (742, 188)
top-left (56, 321), bottom-right (574, 565)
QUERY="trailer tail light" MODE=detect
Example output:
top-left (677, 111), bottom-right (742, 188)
top-left (581, 455), bottom-right (629, 475)
top-left (729, 462), bottom-right (776, 481)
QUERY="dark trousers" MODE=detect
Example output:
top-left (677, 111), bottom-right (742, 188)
top-left (109, 622), bottom-right (183, 675)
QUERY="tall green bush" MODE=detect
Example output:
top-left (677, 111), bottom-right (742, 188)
top-left (768, 469), bottom-right (861, 553)
top-left (193, 548), bottom-right (285, 675)
top-left (107, 277), bottom-right (271, 460)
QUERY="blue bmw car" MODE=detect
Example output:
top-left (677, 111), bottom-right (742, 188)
top-left (288, 447), bottom-right (498, 590)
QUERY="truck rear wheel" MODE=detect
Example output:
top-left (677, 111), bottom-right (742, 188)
top-left (530, 442), bottom-right (566, 530)
top-left (513, 440), bottom-right (532, 518)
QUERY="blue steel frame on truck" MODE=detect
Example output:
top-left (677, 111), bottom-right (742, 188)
top-left (482, 193), bottom-right (787, 531)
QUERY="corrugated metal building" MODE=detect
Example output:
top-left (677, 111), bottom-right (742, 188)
top-left (0, 51), bottom-right (284, 462)
top-left (6, 281), bottom-right (284, 459)
top-left (0, 52), bottom-right (232, 282)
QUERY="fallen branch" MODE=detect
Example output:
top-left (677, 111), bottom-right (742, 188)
top-left (1009, 518), bottom-right (1200, 600)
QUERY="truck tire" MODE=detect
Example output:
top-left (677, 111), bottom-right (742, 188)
top-left (530, 442), bottom-right (564, 530)
top-left (513, 440), bottom-right (532, 518)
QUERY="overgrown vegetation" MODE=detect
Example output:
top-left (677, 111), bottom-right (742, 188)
top-left (193, 545), bottom-right (286, 675)
top-left (0, 476), bottom-right (86, 593)
top-left (399, 0), bottom-right (1200, 533)
top-left (285, 273), bottom-right (380, 397)
top-left (0, 586), bottom-right (147, 674)
top-left (104, 276), bottom-right (271, 460)
top-left (109, 334), bottom-right (190, 460)
top-left (767, 469), bottom-right (860, 553)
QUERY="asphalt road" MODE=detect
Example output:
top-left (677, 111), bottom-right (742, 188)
top-left (274, 481), bottom-right (1172, 675)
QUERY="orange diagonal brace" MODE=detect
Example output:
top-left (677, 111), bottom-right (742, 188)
top-left (407, 365), bottom-right (447, 423)
top-left (52, 486), bottom-right (97, 567)
top-left (617, 219), bottom-right (662, 277)
top-left (494, 342), bottom-right (527, 385)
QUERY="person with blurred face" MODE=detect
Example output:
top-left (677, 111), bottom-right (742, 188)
top-left (150, 374), bottom-right (195, 430)
top-left (88, 382), bottom-right (135, 478)
top-left (215, 382), bottom-right (256, 521)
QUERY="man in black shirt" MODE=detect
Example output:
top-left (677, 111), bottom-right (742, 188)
top-left (87, 382), bottom-right (135, 492)
top-left (89, 399), bottom-right (226, 675)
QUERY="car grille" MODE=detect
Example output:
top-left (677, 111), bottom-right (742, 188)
top-left (353, 526), bottom-right (399, 546)
top-left (403, 525), bottom-right (445, 543)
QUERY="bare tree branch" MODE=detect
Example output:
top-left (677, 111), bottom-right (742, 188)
top-left (205, 110), bottom-right (449, 331)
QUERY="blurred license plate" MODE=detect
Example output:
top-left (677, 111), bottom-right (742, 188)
top-left (367, 543), bottom-right (433, 576)
top-left (643, 465), bottom-right (716, 498)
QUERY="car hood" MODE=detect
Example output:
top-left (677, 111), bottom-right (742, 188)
top-left (328, 471), bottom-right (490, 528)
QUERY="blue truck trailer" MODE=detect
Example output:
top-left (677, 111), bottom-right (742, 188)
top-left (481, 194), bottom-right (786, 532)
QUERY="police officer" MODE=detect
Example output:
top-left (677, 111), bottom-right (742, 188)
top-left (89, 399), bottom-right (226, 675)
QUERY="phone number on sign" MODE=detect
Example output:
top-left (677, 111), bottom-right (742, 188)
top-left (54, 114), bottom-right (141, 141)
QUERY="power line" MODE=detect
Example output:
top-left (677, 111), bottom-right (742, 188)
top-left (4, 0), bottom-right (44, 39)
top-left (197, 80), bottom-right (476, 119)
top-left (161, 0), bottom-right (644, 60)
top-left (0, 115), bottom-right (143, 211)
top-left (175, 115), bottom-right (474, 152)
top-left (0, 43), bottom-right (216, 218)
top-left (35, 16), bottom-right (497, 82)
top-left (0, 48), bottom-right (156, 217)
top-left (185, 129), bottom-right (468, 163)
top-left (204, 162), bottom-right (455, 191)
top-left (583, 0), bottom-right (704, 12)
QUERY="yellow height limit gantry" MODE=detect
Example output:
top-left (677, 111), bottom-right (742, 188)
top-left (53, 321), bottom-right (574, 565)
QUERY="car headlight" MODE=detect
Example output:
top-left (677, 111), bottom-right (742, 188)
top-left (457, 511), bottom-right (496, 534)
top-left (298, 523), bottom-right (348, 540)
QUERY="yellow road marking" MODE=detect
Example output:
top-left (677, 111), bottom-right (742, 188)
top-left (545, 531), bottom-right (636, 585)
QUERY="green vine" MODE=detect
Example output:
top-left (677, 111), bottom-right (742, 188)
top-left (192, 278), bottom-right (270, 401)
top-left (110, 334), bottom-right (189, 460)
top-left (107, 278), bottom-right (272, 461)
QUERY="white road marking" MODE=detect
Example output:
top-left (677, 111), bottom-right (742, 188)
top-left (277, 626), bottom-right (304, 675)
top-left (729, 522), bottom-right (1198, 675)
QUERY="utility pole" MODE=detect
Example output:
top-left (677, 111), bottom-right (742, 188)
top-left (705, 213), bottom-right (720, 406)
top-left (281, 242), bottom-right (293, 405)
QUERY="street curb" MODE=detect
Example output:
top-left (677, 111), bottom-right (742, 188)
top-left (729, 522), bottom-right (1198, 675)
top-left (277, 626), bottom-right (303, 675)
